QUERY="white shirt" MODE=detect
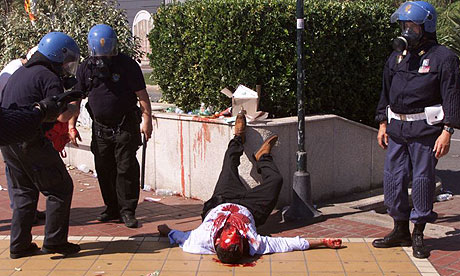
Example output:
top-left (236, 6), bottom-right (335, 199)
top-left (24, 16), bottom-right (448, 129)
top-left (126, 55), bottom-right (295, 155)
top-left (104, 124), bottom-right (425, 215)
top-left (0, 59), bottom-right (23, 99)
top-left (168, 203), bottom-right (310, 255)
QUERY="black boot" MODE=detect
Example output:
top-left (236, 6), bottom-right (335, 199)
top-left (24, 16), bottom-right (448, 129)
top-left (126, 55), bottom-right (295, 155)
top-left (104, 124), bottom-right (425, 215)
top-left (372, 220), bottom-right (412, 248)
top-left (412, 223), bottom-right (430, 258)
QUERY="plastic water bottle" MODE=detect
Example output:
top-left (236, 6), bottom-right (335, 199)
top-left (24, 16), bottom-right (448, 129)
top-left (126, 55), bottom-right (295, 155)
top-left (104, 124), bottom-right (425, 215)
top-left (436, 193), bottom-right (453, 202)
top-left (155, 189), bottom-right (173, 196)
top-left (143, 185), bottom-right (152, 192)
top-left (77, 164), bottom-right (90, 173)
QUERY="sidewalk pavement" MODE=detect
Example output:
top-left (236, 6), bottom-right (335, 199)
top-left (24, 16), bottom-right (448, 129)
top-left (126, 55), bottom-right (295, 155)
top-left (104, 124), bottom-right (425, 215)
top-left (0, 157), bottom-right (458, 276)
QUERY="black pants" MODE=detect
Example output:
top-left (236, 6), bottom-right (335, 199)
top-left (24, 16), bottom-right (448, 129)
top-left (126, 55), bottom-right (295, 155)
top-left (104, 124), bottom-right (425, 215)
top-left (1, 137), bottom-right (73, 252)
top-left (202, 137), bottom-right (283, 227)
top-left (91, 115), bottom-right (142, 216)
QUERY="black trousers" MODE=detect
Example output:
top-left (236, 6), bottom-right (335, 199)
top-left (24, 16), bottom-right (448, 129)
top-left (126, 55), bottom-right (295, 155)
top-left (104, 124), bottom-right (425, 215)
top-left (91, 115), bottom-right (142, 216)
top-left (1, 137), bottom-right (73, 252)
top-left (202, 137), bottom-right (283, 227)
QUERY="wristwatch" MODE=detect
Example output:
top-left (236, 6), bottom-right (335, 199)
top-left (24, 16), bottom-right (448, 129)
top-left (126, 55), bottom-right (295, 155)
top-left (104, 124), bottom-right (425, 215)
top-left (443, 125), bottom-right (455, 135)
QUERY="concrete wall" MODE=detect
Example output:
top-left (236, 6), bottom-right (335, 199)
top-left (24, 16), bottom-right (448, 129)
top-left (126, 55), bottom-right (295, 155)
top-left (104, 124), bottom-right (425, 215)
top-left (63, 113), bottom-right (385, 206)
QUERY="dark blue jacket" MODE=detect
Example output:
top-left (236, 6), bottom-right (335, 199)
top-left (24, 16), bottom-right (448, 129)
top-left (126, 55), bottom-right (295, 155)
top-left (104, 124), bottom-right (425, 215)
top-left (376, 41), bottom-right (460, 138)
top-left (0, 107), bottom-right (42, 146)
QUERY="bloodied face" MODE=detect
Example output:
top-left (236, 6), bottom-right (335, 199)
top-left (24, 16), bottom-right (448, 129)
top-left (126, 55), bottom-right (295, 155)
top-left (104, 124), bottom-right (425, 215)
top-left (215, 223), bottom-right (244, 254)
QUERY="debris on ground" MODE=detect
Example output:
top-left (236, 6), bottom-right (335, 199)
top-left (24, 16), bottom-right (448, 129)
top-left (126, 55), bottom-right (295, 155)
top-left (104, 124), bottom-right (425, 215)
top-left (144, 197), bottom-right (161, 202)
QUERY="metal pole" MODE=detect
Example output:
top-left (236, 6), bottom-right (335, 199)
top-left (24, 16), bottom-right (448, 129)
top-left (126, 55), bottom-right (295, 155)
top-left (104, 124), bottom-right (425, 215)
top-left (283, 0), bottom-right (322, 222)
top-left (140, 134), bottom-right (147, 190)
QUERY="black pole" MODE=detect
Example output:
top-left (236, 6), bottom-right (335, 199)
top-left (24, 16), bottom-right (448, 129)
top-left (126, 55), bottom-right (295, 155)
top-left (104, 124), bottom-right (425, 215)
top-left (140, 134), bottom-right (147, 190)
top-left (283, 0), bottom-right (322, 222)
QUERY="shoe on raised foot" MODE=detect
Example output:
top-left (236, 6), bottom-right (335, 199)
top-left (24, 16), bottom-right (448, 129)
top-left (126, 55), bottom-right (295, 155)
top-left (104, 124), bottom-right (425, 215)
top-left (234, 110), bottom-right (247, 143)
top-left (10, 242), bottom-right (40, 259)
top-left (254, 135), bottom-right (278, 161)
top-left (97, 211), bottom-right (120, 222)
top-left (121, 213), bottom-right (139, 228)
top-left (41, 242), bottom-right (80, 256)
top-left (372, 220), bottom-right (412, 248)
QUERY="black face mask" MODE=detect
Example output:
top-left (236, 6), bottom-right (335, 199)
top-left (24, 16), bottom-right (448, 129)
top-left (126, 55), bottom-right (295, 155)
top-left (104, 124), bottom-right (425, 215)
top-left (62, 76), bottom-right (77, 90)
top-left (393, 28), bottom-right (423, 52)
top-left (90, 57), bottom-right (112, 79)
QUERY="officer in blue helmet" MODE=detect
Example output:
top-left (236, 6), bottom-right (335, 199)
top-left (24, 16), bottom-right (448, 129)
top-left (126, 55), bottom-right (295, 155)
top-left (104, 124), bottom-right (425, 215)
top-left (0, 31), bottom-right (81, 258)
top-left (73, 24), bottom-right (152, 228)
top-left (374, 1), bottom-right (460, 258)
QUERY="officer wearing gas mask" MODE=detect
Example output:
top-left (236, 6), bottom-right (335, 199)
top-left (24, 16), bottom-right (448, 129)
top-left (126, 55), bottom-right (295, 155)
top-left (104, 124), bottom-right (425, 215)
top-left (0, 32), bottom-right (81, 258)
top-left (373, 1), bottom-right (460, 259)
top-left (74, 24), bottom-right (152, 228)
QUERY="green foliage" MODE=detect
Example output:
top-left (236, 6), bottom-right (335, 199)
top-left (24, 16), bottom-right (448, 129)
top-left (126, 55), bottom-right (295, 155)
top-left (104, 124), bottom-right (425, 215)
top-left (149, 0), bottom-right (397, 125)
top-left (0, 0), bottom-right (142, 67)
top-left (438, 1), bottom-right (460, 55)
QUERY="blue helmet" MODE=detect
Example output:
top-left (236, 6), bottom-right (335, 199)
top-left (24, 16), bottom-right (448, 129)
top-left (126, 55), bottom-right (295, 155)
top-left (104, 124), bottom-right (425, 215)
top-left (37, 32), bottom-right (80, 75)
top-left (390, 1), bottom-right (437, 33)
top-left (88, 24), bottom-right (118, 57)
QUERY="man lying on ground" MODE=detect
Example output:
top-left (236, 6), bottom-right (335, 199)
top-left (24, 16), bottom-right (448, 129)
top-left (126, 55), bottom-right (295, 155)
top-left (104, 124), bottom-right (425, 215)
top-left (158, 111), bottom-right (342, 263)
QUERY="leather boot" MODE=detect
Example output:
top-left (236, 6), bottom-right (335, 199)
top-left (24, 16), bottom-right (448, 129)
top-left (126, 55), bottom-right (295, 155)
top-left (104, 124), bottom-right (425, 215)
top-left (234, 110), bottom-right (247, 143)
top-left (254, 135), bottom-right (278, 161)
top-left (412, 223), bottom-right (430, 258)
top-left (372, 220), bottom-right (412, 248)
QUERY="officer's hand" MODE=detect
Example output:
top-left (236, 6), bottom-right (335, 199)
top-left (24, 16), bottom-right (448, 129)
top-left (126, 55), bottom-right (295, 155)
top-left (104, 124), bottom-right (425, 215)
top-left (34, 96), bottom-right (67, 122)
top-left (69, 127), bottom-right (82, 147)
top-left (141, 117), bottom-right (153, 141)
top-left (377, 122), bottom-right (389, 149)
top-left (434, 131), bottom-right (451, 159)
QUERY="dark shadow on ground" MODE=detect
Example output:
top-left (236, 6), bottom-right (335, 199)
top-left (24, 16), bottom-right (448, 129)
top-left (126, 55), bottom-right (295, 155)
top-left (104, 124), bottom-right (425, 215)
top-left (435, 169), bottom-right (460, 195)
top-left (425, 229), bottom-right (460, 253)
top-left (48, 239), bottom-right (173, 260)
top-left (256, 208), bottom-right (367, 236)
top-left (67, 201), bottom-right (202, 228)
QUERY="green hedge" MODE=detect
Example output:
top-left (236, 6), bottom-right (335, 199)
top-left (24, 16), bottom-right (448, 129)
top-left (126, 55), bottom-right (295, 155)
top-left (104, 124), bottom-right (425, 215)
top-left (0, 0), bottom-right (142, 68)
top-left (149, 0), bottom-right (397, 125)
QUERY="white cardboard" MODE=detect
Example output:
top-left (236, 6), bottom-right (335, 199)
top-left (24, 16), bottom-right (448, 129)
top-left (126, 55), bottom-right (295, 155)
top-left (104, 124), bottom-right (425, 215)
top-left (220, 85), bottom-right (259, 117)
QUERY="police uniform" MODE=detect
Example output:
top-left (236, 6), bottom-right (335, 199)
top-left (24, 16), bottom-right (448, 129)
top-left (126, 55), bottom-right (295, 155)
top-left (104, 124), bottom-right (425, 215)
top-left (376, 41), bottom-right (460, 225)
top-left (75, 53), bottom-right (145, 220)
top-left (0, 107), bottom-right (43, 146)
top-left (0, 63), bottom-right (73, 254)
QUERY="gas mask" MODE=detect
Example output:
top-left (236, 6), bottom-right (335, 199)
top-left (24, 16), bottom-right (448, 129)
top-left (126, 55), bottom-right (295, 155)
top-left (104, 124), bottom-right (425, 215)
top-left (62, 76), bottom-right (77, 90)
top-left (90, 57), bottom-right (112, 80)
top-left (393, 22), bottom-right (423, 52)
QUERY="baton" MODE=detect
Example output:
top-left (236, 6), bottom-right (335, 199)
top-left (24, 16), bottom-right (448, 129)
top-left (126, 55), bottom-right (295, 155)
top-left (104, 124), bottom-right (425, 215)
top-left (141, 133), bottom-right (147, 190)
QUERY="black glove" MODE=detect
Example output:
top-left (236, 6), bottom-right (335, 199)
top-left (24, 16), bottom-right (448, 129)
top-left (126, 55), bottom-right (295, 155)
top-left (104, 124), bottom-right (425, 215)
top-left (33, 90), bottom-right (87, 122)
top-left (34, 96), bottom-right (66, 122)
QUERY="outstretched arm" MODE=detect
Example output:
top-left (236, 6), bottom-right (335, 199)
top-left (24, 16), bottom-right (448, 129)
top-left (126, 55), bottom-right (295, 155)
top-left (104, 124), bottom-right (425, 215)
top-left (158, 224), bottom-right (191, 246)
top-left (254, 236), bottom-right (342, 255)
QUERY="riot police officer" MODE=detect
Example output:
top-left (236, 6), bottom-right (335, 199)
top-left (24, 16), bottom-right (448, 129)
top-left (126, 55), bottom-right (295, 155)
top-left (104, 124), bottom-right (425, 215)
top-left (373, 1), bottom-right (460, 259)
top-left (74, 24), bottom-right (152, 228)
top-left (0, 32), bottom-right (81, 258)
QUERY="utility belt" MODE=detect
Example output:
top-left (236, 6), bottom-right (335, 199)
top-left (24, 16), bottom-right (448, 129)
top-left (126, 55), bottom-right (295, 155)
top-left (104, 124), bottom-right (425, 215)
top-left (88, 105), bottom-right (142, 135)
top-left (387, 104), bottom-right (444, 126)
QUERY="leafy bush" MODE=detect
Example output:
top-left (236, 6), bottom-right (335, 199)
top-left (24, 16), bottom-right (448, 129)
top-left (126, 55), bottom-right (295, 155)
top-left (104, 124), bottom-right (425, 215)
top-left (149, 0), bottom-right (397, 125)
top-left (438, 1), bottom-right (460, 56)
top-left (0, 0), bottom-right (142, 67)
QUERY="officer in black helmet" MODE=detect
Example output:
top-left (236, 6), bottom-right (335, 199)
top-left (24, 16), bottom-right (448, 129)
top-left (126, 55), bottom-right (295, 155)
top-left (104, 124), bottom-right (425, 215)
top-left (0, 31), bottom-right (81, 258)
top-left (74, 24), bottom-right (152, 228)
top-left (373, 1), bottom-right (460, 259)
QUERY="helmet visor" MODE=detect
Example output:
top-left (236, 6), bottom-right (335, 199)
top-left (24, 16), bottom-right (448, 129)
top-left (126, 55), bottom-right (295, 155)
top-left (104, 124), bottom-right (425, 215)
top-left (88, 37), bottom-right (118, 57)
top-left (62, 48), bottom-right (80, 76)
top-left (390, 1), bottom-right (432, 25)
